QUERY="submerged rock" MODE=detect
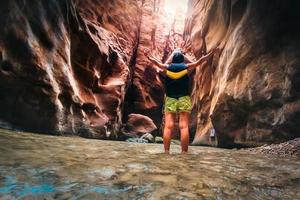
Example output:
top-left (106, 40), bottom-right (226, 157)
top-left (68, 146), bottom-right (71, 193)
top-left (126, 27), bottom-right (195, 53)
top-left (154, 136), bottom-right (164, 144)
top-left (126, 138), bottom-right (148, 143)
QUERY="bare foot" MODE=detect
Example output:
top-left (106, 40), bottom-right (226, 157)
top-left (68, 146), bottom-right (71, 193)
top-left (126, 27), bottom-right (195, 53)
top-left (165, 150), bottom-right (170, 154)
top-left (181, 151), bottom-right (188, 154)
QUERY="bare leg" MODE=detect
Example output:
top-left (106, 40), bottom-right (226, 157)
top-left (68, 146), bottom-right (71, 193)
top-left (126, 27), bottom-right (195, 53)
top-left (163, 112), bottom-right (176, 154)
top-left (179, 112), bottom-right (190, 153)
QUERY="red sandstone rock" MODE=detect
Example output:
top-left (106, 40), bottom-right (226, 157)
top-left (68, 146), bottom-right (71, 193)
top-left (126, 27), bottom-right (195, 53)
top-left (0, 0), bottom-right (177, 139)
top-left (185, 0), bottom-right (300, 147)
top-left (124, 113), bottom-right (157, 137)
top-left (0, 0), bottom-right (139, 138)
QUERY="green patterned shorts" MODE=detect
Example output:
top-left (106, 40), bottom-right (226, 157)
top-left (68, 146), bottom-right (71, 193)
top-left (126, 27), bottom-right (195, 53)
top-left (164, 96), bottom-right (192, 113)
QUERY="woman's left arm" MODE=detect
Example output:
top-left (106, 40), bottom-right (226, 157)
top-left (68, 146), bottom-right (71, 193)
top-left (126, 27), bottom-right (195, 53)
top-left (186, 47), bottom-right (219, 71)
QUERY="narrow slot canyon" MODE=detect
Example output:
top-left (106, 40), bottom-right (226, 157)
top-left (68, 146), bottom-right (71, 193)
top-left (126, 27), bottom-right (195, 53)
top-left (0, 0), bottom-right (300, 199)
top-left (1, 0), bottom-right (299, 147)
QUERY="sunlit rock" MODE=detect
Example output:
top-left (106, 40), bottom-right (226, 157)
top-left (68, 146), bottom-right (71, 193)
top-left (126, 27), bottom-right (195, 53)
top-left (185, 0), bottom-right (300, 146)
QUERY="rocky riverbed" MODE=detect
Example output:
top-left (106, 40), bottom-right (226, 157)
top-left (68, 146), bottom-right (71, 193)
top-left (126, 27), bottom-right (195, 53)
top-left (0, 129), bottom-right (299, 199)
top-left (247, 138), bottom-right (300, 158)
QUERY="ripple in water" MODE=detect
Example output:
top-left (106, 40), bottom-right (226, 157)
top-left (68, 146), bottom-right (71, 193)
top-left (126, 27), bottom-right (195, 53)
top-left (0, 129), bottom-right (299, 199)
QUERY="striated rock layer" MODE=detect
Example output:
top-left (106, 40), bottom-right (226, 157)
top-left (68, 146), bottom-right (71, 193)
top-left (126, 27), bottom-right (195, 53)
top-left (0, 0), bottom-right (183, 139)
top-left (185, 0), bottom-right (300, 147)
top-left (0, 0), bottom-right (139, 138)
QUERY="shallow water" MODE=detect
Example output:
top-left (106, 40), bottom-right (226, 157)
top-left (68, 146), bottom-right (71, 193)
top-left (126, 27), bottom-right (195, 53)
top-left (0, 129), bottom-right (299, 200)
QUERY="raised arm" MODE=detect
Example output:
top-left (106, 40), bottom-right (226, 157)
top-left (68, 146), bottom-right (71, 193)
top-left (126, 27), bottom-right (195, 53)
top-left (186, 47), bottom-right (219, 71)
top-left (183, 54), bottom-right (193, 63)
top-left (165, 51), bottom-right (174, 64)
top-left (144, 49), bottom-right (167, 70)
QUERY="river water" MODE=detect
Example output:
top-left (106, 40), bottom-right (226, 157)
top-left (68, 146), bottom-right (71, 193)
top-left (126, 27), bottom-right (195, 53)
top-left (0, 129), bottom-right (299, 200)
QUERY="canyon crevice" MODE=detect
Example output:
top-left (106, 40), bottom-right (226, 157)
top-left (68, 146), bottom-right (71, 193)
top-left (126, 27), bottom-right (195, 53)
top-left (0, 0), bottom-right (299, 147)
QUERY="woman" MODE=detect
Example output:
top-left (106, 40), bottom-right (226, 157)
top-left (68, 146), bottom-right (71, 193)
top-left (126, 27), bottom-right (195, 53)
top-left (144, 48), bottom-right (218, 153)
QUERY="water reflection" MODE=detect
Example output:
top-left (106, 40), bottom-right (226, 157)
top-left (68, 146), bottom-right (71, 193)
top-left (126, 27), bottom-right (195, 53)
top-left (0, 129), bottom-right (299, 199)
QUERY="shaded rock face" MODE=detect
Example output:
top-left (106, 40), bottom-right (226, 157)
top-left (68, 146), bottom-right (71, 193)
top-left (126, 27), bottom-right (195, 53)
top-left (0, 0), bottom-right (183, 139)
top-left (0, 0), bottom-right (74, 133)
top-left (185, 0), bottom-right (300, 146)
top-left (0, 0), bottom-right (138, 138)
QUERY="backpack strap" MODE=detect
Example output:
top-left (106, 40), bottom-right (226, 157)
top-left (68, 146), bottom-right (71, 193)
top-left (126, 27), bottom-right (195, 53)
top-left (166, 69), bottom-right (188, 79)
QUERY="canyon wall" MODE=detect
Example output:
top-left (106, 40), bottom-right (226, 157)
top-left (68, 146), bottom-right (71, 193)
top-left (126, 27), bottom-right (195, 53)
top-left (0, 0), bottom-right (180, 139)
top-left (185, 0), bottom-right (300, 147)
top-left (0, 0), bottom-right (139, 138)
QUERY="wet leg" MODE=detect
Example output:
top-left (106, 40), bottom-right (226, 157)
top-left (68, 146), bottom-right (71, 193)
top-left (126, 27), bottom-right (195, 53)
top-left (163, 112), bottom-right (176, 154)
top-left (179, 112), bottom-right (190, 153)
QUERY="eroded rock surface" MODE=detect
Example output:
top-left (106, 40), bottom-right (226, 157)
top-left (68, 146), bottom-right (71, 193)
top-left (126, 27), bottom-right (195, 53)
top-left (185, 0), bottom-right (300, 146)
top-left (0, 0), bottom-right (139, 138)
top-left (0, 0), bottom-right (183, 139)
top-left (124, 113), bottom-right (157, 138)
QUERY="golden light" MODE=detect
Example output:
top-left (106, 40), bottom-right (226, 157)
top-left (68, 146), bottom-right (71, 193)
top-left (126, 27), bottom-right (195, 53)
top-left (163, 0), bottom-right (188, 31)
top-left (163, 0), bottom-right (188, 19)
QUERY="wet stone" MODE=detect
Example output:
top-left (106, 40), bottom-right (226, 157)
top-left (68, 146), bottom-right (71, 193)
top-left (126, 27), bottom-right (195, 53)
top-left (93, 168), bottom-right (117, 180)
top-left (54, 192), bottom-right (73, 200)
top-left (0, 195), bottom-right (13, 200)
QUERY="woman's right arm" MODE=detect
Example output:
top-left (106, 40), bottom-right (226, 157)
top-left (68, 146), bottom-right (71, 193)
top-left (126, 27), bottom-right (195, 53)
top-left (144, 49), bottom-right (167, 71)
